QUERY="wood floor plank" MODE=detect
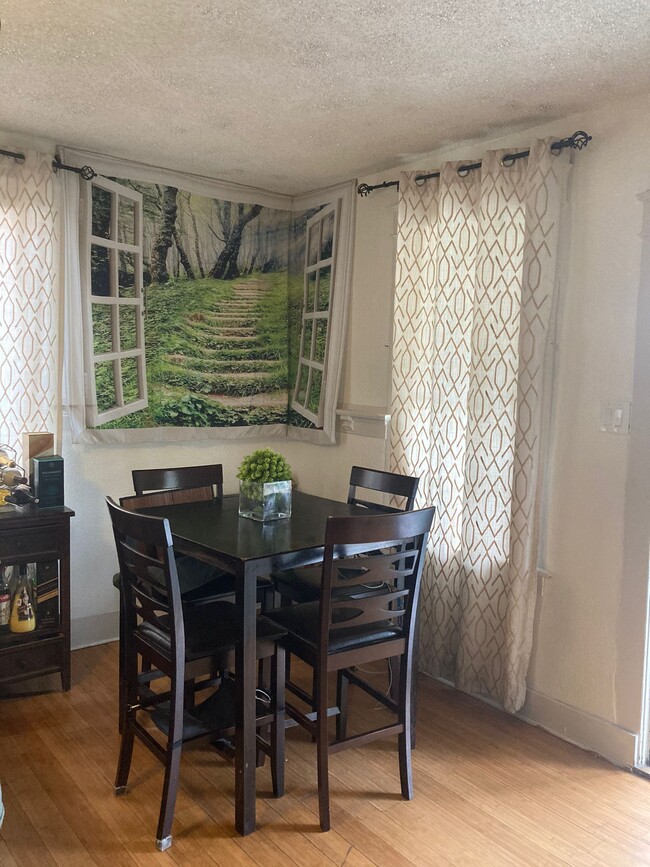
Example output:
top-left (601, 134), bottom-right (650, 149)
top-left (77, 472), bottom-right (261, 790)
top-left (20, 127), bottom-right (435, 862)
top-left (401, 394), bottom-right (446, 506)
top-left (0, 839), bottom-right (20, 867)
top-left (4, 641), bottom-right (650, 867)
top-left (0, 781), bottom-right (61, 867)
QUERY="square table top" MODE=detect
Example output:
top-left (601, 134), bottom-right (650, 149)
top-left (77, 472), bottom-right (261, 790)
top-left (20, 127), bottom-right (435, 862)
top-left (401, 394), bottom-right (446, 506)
top-left (137, 490), bottom-right (372, 570)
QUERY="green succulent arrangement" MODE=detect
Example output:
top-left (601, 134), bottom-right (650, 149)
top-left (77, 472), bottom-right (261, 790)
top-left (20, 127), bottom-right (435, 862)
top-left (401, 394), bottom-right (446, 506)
top-left (237, 448), bottom-right (292, 484)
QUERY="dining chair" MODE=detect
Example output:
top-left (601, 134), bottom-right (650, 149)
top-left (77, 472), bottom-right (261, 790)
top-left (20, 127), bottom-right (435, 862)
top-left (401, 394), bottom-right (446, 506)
top-left (265, 506), bottom-right (435, 831)
top-left (130, 463), bottom-right (275, 608)
top-left (107, 497), bottom-right (286, 851)
top-left (114, 472), bottom-right (229, 731)
top-left (271, 466), bottom-right (420, 605)
top-left (130, 464), bottom-right (235, 605)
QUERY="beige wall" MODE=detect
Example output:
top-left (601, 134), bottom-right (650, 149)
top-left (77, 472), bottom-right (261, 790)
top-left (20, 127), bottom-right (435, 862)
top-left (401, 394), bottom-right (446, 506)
top-left (6, 90), bottom-right (650, 763)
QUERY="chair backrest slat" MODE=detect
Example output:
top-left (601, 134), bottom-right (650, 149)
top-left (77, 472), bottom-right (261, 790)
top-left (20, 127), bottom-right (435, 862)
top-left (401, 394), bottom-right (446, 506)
top-left (132, 464), bottom-right (224, 499)
top-left (348, 466), bottom-right (419, 513)
top-left (330, 588), bottom-right (410, 630)
top-left (120, 487), bottom-right (213, 511)
top-left (318, 507), bottom-right (435, 651)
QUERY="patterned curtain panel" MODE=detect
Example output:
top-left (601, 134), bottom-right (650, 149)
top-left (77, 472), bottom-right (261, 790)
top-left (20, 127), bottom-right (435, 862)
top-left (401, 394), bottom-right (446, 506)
top-left (390, 140), bottom-right (570, 712)
top-left (0, 152), bottom-right (59, 464)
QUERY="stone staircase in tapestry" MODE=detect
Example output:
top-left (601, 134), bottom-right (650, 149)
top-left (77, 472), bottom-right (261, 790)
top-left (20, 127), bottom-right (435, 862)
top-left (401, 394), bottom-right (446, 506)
top-left (162, 277), bottom-right (288, 420)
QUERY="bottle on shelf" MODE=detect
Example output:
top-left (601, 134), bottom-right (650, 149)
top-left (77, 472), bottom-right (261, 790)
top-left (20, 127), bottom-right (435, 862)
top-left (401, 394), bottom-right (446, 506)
top-left (0, 448), bottom-right (16, 468)
top-left (6, 486), bottom-right (39, 506)
top-left (0, 566), bottom-right (10, 632)
top-left (0, 467), bottom-right (28, 487)
top-left (10, 564), bottom-right (36, 633)
top-left (4, 564), bottom-right (18, 600)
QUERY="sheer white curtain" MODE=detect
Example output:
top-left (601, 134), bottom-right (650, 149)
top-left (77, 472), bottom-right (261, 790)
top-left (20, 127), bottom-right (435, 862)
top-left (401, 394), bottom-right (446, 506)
top-left (0, 151), bottom-right (60, 465)
top-left (390, 139), bottom-right (570, 712)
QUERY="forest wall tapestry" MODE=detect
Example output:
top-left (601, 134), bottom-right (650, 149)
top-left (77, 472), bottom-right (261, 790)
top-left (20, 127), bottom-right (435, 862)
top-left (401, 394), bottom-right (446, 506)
top-left (77, 165), bottom-right (348, 441)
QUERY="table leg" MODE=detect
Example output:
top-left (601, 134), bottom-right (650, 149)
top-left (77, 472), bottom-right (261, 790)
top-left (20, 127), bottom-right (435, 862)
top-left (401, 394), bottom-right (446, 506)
top-left (235, 561), bottom-right (257, 835)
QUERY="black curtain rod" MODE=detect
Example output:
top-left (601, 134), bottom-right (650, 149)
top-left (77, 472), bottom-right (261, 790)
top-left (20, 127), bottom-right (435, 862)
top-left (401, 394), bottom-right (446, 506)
top-left (357, 130), bottom-right (592, 197)
top-left (0, 148), bottom-right (97, 180)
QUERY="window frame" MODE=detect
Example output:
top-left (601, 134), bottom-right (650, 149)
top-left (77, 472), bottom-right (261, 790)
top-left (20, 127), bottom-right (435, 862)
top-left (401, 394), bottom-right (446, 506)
top-left (81, 176), bottom-right (147, 426)
top-left (292, 201), bottom-right (339, 426)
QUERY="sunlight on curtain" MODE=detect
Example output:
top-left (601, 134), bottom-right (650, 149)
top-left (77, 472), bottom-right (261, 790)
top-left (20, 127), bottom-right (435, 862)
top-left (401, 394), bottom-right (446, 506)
top-left (390, 139), bottom-right (570, 712)
top-left (0, 152), bottom-right (59, 465)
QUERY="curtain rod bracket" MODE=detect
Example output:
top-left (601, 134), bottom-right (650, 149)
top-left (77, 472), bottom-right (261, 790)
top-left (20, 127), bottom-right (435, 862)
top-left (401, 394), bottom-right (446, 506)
top-left (357, 130), bottom-right (592, 196)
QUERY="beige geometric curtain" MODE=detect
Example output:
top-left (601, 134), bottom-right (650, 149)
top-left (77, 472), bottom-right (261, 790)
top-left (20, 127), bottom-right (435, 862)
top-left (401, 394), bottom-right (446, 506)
top-left (390, 139), bottom-right (570, 712)
top-left (0, 152), bottom-right (59, 466)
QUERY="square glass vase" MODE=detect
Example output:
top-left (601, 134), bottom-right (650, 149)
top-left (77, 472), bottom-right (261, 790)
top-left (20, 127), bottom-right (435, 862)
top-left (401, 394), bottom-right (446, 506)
top-left (238, 479), bottom-right (292, 522)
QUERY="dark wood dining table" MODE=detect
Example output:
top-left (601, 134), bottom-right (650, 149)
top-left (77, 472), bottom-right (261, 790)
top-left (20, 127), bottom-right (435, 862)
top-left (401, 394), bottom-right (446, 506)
top-left (137, 489), bottom-right (378, 835)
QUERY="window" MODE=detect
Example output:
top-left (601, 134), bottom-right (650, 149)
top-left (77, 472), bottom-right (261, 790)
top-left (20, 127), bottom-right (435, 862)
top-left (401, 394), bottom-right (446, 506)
top-left (291, 202), bottom-right (338, 426)
top-left (81, 177), bottom-right (147, 426)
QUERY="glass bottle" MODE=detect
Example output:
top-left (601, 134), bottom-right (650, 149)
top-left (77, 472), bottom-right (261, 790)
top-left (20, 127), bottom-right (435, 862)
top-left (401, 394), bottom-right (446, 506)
top-left (0, 565), bottom-right (10, 632)
top-left (10, 564), bottom-right (36, 633)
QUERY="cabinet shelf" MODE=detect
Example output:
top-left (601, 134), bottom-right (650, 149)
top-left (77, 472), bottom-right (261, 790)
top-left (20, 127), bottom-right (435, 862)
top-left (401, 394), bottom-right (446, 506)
top-left (0, 506), bottom-right (74, 692)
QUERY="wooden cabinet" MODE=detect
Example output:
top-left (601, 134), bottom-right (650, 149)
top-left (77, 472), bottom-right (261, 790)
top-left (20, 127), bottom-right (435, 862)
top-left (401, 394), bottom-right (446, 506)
top-left (0, 506), bottom-right (74, 691)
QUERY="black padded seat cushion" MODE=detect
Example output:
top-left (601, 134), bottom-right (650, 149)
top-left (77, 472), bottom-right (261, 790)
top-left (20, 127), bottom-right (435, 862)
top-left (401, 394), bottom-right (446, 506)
top-left (266, 600), bottom-right (402, 655)
top-left (137, 601), bottom-right (286, 661)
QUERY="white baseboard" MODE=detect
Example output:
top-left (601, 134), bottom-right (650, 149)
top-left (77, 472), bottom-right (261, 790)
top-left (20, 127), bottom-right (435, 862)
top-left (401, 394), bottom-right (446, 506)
top-left (421, 671), bottom-right (639, 769)
top-left (518, 687), bottom-right (639, 769)
top-left (71, 611), bottom-right (119, 650)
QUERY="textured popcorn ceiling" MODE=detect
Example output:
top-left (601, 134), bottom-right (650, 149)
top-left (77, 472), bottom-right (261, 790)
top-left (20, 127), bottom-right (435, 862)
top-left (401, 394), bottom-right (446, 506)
top-left (1, 0), bottom-right (649, 194)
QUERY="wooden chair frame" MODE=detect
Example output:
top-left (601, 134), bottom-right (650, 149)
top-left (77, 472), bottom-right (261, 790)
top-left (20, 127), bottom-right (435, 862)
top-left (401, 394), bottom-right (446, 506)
top-left (270, 506), bottom-right (435, 831)
top-left (107, 496), bottom-right (285, 850)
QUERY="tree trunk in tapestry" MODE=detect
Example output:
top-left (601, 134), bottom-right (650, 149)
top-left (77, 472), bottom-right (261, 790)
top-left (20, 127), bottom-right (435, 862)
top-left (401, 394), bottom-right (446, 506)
top-left (210, 203), bottom-right (263, 280)
top-left (150, 186), bottom-right (178, 283)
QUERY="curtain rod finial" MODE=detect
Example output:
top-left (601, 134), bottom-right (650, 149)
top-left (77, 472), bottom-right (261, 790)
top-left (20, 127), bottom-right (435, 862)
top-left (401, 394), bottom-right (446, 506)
top-left (551, 130), bottom-right (592, 154)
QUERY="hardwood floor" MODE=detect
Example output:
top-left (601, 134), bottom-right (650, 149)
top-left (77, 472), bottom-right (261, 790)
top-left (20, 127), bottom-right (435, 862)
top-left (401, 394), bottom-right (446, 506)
top-left (2, 642), bottom-right (650, 866)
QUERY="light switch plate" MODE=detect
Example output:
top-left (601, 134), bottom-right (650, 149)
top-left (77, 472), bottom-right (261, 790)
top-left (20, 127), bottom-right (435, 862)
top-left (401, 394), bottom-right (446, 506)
top-left (599, 400), bottom-right (631, 434)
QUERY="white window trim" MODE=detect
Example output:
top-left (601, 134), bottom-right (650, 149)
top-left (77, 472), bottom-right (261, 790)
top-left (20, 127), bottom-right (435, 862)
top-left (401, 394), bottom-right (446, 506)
top-left (292, 201), bottom-right (338, 426)
top-left (81, 176), bottom-right (147, 426)
top-left (289, 180), bottom-right (357, 444)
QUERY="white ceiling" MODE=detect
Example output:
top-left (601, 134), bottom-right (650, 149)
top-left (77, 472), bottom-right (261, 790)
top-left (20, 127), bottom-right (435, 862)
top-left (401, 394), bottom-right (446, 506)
top-left (1, 0), bottom-right (649, 194)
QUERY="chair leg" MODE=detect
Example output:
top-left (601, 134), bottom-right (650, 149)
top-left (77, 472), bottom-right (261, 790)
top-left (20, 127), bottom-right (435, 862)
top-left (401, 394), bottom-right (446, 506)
top-left (398, 655), bottom-right (413, 800)
top-left (155, 672), bottom-right (184, 851)
top-left (315, 668), bottom-right (331, 831)
top-left (114, 724), bottom-right (135, 796)
top-left (115, 643), bottom-right (138, 794)
top-left (335, 670), bottom-right (349, 742)
top-left (118, 586), bottom-right (127, 735)
top-left (271, 645), bottom-right (285, 798)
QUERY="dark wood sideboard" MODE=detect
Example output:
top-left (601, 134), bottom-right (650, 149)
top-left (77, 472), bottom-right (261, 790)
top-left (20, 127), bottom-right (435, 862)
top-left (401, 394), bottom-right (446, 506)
top-left (0, 506), bottom-right (74, 692)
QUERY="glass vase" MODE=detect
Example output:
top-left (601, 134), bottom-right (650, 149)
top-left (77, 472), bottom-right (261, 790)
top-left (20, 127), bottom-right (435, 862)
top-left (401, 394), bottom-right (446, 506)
top-left (238, 479), bottom-right (292, 522)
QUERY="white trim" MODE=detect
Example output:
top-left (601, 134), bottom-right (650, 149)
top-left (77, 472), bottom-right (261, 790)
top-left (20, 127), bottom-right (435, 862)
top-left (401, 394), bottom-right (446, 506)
top-left (336, 404), bottom-right (390, 438)
top-left (625, 189), bottom-right (650, 766)
top-left (518, 687), bottom-right (639, 769)
top-left (63, 146), bottom-right (293, 210)
top-left (422, 670), bottom-right (639, 769)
